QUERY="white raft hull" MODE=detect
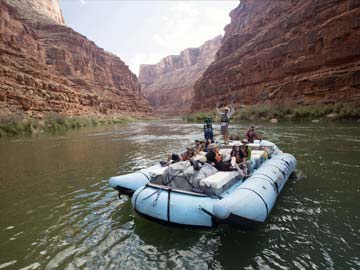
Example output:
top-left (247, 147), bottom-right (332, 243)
top-left (109, 140), bottom-right (297, 227)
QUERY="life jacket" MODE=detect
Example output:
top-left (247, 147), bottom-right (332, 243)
top-left (242, 146), bottom-right (251, 160)
top-left (231, 150), bottom-right (244, 163)
top-left (220, 113), bottom-right (229, 123)
top-left (246, 129), bottom-right (253, 137)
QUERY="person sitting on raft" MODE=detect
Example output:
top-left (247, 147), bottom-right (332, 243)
top-left (181, 147), bottom-right (195, 161)
top-left (230, 142), bottom-right (245, 163)
top-left (216, 104), bottom-right (235, 145)
top-left (241, 138), bottom-right (252, 176)
top-left (194, 140), bottom-right (206, 155)
top-left (230, 142), bottom-right (247, 176)
top-left (245, 125), bottom-right (261, 143)
top-left (163, 147), bottom-right (195, 166)
top-left (205, 143), bottom-right (233, 171)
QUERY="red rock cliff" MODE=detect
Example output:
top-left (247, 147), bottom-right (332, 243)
top-left (0, 0), bottom-right (150, 117)
top-left (11, 0), bottom-right (65, 25)
top-left (192, 0), bottom-right (360, 111)
top-left (139, 36), bottom-right (222, 115)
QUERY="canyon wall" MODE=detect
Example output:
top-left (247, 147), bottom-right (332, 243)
top-left (192, 0), bottom-right (360, 111)
top-left (139, 36), bottom-right (222, 114)
top-left (0, 0), bottom-right (150, 118)
top-left (10, 0), bottom-right (65, 25)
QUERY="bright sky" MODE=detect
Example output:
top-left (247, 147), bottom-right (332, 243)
top-left (59, 0), bottom-right (238, 75)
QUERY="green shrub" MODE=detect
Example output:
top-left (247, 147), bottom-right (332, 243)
top-left (183, 111), bottom-right (217, 122)
top-left (0, 112), bottom-right (142, 137)
top-left (0, 114), bottom-right (25, 135)
top-left (185, 102), bottom-right (360, 122)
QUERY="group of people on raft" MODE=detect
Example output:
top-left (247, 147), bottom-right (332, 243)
top-left (217, 105), bottom-right (261, 145)
top-left (162, 105), bottom-right (263, 178)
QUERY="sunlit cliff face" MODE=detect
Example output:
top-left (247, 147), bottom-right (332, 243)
top-left (0, 1), bottom-right (151, 117)
top-left (139, 35), bottom-right (222, 115)
top-left (35, 0), bottom-right (65, 24)
top-left (192, 0), bottom-right (360, 111)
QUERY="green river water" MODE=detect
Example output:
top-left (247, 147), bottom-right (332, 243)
top-left (0, 120), bottom-right (359, 270)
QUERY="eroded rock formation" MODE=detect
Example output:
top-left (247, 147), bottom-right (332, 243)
top-left (192, 0), bottom-right (360, 111)
top-left (0, 0), bottom-right (150, 117)
top-left (10, 0), bottom-right (65, 25)
top-left (140, 36), bottom-right (222, 115)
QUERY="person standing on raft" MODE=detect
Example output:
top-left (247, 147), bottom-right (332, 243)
top-left (216, 104), bottom-right (235, 145)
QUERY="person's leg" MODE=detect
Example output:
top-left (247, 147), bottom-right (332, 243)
top-left (221, 126), bottom-right (225, 143)
top-left (234, 163), bottom-right (245, 178)
top-left (246, 160), bottom-right (252, 175)
top-left (230, 157), bottom-right (236, 167)
top-left (224, 126), bottom-right (229, 144)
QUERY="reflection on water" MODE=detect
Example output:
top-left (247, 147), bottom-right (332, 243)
top-left (0, 119), bottom-right (359, 269)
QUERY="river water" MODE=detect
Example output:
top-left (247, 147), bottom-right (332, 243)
top-left (0, 119), bottom-right (359, 270)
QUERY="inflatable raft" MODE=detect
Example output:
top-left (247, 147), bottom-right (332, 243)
top-left (109, 140), bottom-right (296, 227)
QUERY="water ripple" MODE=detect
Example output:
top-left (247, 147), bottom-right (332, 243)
top-left (0, 120), bottom-right (359, 269)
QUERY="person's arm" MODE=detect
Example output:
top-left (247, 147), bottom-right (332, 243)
top-left (254, 132), bottom-right (261, 140)
top-left (216, 107), bottom-right (222, 115)
top-left (237, 155), bottom-right (246, 165)
top-left (247, 147), bottom-right (252, 160)
top-left (245, 129), bottom-right (250, 139)
top-left (228, 107), bottom-right (235, 118)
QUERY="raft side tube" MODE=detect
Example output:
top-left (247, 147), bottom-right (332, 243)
top-left (132, 186), bottom-right (168, 221)
top-left (213, 177), bottom-right (276, 222)
top-left (132, 185), bottom-right (215, 227)
top-left (169, 191), bottom-right (215, 227)
top-left (213, 153), bottom-right (297, 224)
top-left (109, 164), bottom-right (165, 194)
top-left (257, 139), bottom-right (282, 155)
top-left (253, 153), bottom-right (296, 192)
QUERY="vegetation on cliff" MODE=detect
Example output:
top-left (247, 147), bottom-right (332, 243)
top-left (0, 112), bottom-right (138, 137)
top-left (184, 102), bottom-right (360, 123)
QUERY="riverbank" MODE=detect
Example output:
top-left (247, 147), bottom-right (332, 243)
top-left (184, 102), bottom-right (360, 123)
top-left (0, 112), bottom-right (149, 137)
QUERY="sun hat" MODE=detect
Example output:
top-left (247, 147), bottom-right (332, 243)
top-left (241, 138), bottom-right (249, 144)
top-left (209, 143), bottom-right (219, 149)
top-left (194, 155), bottom-right (207, 163)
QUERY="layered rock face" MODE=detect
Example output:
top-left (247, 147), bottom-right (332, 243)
top-left (0, 0), bottom-right (150, 117)
top-left (140, 36), bottom-right (222, 115)
top-left (11, 0), bottom-right (65, 25)
top-left (192, 0), bottom-right (360, 111)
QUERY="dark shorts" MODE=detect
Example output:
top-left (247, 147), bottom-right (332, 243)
top-left (221, 124), bottom-right (228, 136)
